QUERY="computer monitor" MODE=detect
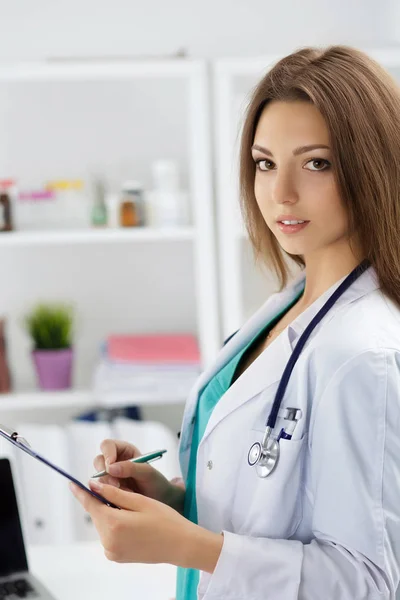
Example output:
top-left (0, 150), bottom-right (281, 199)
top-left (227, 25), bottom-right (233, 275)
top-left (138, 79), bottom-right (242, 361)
top-left (0, 458), bottom-right (28, 577)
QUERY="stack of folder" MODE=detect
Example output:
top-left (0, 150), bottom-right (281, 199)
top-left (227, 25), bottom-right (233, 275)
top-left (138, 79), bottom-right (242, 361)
top-left (93, 333), bottom-right (201, 401)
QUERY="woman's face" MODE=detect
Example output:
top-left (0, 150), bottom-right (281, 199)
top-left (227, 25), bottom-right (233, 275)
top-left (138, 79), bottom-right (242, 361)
top-left (252, 100), bottom-right (350, 261)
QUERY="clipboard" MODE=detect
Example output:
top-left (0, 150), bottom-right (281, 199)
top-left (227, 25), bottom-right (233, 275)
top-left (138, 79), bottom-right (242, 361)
top-left (0, 423), bottom-right (120, 510)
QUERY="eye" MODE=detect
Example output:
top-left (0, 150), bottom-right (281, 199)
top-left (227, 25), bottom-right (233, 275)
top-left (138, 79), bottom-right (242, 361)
top-left (255, 159), bottom-right (274, 171)
top-left (304, 158), bottom-right (331, 171)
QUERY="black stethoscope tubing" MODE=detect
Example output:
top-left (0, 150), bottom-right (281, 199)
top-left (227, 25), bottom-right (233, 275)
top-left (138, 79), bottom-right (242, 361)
top-left (266, 259), bottom-right (371, 432)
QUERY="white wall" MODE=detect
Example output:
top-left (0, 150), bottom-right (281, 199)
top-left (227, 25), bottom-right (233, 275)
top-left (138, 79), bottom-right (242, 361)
top-left (0, 0), bottom-right (397, 62)
top-left (389, 0), bottom-right (400, 43)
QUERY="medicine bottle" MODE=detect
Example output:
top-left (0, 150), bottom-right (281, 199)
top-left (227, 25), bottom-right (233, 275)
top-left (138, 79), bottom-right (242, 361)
top-left (0, 179), bottom-right (15, 232)
top-left (119, 181), bottom-right (144, 227)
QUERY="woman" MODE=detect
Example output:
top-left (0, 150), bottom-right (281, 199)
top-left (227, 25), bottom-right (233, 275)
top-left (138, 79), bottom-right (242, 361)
top-left (70, 45), bottom-right (400, 599)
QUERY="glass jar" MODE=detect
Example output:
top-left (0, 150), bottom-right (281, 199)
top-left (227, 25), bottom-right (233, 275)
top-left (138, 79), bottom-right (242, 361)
top-left (0, 179), bottom-right (16, 232)
top-left (91, 180), bottom-right (108, 228)
top-left (119, 181), bottom-right (144, 227)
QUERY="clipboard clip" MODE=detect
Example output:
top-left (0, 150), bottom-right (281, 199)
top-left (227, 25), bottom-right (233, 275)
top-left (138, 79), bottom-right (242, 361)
top-left (0, 423), bottom-right (31, 448)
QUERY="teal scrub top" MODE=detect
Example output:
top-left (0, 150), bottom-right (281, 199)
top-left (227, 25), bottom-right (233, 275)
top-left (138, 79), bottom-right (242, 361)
top-left (176, 289), bottom-right (303, 599)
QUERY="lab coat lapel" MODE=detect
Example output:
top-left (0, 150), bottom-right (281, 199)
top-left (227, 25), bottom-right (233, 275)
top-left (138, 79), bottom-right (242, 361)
top-left (200, 264), bottom-right (380, 446)
top-left (198, 270), bottom-right (306, 392)
top-left (178, 272), bottom-right (305, 461)
top-left (201, 330), bottom-right (291, 444)
top-left (179, 272), bottom-right (305, 453)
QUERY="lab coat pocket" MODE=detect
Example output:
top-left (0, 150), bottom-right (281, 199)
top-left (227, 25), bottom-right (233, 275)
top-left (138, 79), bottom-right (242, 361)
top-left (231, 432), bottom-right (307, 539)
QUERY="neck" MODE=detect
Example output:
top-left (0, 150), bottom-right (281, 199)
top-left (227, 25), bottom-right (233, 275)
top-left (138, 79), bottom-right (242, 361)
top-left (297, 242), bottom-right (364, 308)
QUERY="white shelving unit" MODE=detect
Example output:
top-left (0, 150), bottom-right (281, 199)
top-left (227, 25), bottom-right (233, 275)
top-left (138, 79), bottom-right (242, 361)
top-left (0, 59), bottom-right (220, 422)
top-left (0, 388), bottom-right (188, 414)
top-left (214, 47), bottom-right (400, 340)
top-left (0, 390), bottom-right (94, 411)
top-left (0, 227), bottom-right (194, 246)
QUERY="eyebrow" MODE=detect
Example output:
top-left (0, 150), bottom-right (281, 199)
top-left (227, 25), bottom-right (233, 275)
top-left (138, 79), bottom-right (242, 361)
top-left (251, 143), bottom-right (330, 156)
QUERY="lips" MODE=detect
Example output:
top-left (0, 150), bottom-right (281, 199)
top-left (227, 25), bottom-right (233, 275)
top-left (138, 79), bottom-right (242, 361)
top-left (277, 221), bottom-right (310, 234)
top-left (276, 215), bottom-right (309, 223)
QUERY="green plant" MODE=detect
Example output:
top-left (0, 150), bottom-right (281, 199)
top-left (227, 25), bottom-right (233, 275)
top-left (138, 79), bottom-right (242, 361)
top-left (24, 303), bottom-right (73, 350)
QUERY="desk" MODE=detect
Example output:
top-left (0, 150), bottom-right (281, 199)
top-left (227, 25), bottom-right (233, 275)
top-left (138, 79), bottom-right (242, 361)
top-left (28, 541), bottom-right (177, 600)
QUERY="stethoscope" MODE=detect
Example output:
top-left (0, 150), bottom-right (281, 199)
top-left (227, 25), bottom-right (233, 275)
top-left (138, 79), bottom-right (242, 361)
top-left (247, 259), bottom-right (370, 478)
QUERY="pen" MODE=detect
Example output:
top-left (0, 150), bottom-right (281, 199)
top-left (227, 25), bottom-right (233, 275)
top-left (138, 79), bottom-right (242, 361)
top-left (91, 449), bottom-right (168, 479)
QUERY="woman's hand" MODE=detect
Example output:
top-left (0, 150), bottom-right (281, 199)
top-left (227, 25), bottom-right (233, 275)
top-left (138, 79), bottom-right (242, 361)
top-left (93, 439), bottom-right (185, 513)
top-left (69, 480), bottom-right (223, 572)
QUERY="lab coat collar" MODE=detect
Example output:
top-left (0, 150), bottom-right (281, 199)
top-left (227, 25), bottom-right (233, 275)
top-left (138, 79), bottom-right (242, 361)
top-left (199, 264), bottom-right (379, 447)
top-left (287, 264), bottom-right (379, 345)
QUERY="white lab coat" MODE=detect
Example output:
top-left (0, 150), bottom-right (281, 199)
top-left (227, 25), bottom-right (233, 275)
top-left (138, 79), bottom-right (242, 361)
top-left (178, 265), bottom-right (400, 599)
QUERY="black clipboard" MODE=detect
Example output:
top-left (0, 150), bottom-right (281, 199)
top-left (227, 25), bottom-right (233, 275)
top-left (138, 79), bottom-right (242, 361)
top-left (0, 423), bottom-right (120, 510)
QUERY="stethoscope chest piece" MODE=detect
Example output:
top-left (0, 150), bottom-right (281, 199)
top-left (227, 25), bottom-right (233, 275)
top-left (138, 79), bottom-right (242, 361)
top-left (247, 436), bottom-right (280, 478)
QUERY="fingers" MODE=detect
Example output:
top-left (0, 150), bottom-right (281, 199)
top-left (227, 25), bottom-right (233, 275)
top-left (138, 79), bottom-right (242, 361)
top-left (89, 480), bottom-right (147, 511)
top-left (92, 454), bottom-right (120, 487)
top-left (97, 475), bottom-right (121, 488)
top-left (69, 482), bottom-right (102, 515)
top-left (99, 439), bottom-right (141, 468)
top-left (99, 439), bottom-right (118, 467)
top-left (94, 440), bottom-right (144, 490)
top-left (107, 459), bottom-right (152, 481)
top-left (93, 454), bottom-right (105, 472)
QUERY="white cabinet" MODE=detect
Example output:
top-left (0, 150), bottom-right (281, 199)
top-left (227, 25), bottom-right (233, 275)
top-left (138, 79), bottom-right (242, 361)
top-left (0, 59), bottom-right (220, 420)
top-left (214, 48), bottom-right (400, 340)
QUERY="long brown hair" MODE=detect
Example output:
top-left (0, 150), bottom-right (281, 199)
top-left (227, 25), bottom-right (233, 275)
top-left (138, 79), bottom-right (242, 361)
top-left (239, 45), bottom-right (400, 305)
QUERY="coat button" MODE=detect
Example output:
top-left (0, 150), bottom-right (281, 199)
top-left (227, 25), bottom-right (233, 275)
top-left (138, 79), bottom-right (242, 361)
top-left (207, 460), bottom-right (213, 470)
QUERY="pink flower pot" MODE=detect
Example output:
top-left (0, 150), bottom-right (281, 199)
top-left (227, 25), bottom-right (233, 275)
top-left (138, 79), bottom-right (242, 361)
top-left (32, 348), bottom-right (73, 390)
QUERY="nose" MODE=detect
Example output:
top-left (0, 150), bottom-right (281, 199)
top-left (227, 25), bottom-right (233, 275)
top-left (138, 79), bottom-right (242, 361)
top-left (272, 169), bottom-right (299, 205)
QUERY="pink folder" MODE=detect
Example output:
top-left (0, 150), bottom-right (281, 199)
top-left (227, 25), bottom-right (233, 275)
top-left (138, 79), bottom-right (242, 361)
top-left (107, 334), bottom-right (200, 364)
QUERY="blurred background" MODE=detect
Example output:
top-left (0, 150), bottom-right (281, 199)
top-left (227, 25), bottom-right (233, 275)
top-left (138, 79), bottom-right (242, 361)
top-left (0, 2), bottom-right (399, 597)
top-left (0, 0), bottom-right (399, 59)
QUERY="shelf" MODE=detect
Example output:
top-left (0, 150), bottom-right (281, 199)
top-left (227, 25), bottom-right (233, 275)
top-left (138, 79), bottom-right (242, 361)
top-left (0, 390), bottom-right (96, 412)
top-left (96, 391), bottom-right (188, 408)
top-left (0, 227), bottom-right (194, 247)
top-left (0, 389), bottom-right (187, 413)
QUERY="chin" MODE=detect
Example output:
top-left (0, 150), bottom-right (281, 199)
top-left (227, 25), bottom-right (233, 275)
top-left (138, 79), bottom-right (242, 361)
top-left (279, 242), bottom-right (307, 256)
